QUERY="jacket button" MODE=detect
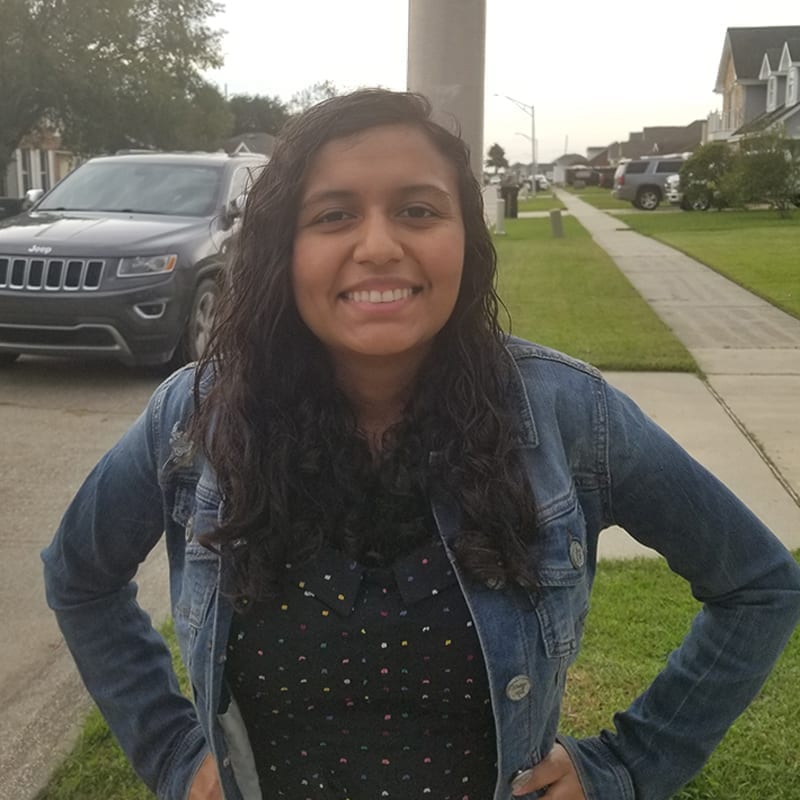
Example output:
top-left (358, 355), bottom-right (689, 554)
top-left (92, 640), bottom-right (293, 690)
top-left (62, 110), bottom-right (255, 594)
top-left (569, 540), bottom-right (585, 569)
top-left (505, 674), bottom-right (531, 701)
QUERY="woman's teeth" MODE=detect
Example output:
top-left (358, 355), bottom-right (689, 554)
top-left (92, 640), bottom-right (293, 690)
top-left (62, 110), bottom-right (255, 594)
top-left (345, 288), bottom-right (414, 303)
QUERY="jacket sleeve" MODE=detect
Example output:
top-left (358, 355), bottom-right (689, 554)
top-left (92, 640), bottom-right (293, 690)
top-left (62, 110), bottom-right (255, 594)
top-left (560, 381), bottom-right (800, 800)
top-left (41, 370), bottom-right (208, 800)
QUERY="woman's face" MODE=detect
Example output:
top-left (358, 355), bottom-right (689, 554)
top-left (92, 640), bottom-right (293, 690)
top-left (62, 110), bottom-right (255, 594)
top-left (292, 124), bottom-right (465, 378)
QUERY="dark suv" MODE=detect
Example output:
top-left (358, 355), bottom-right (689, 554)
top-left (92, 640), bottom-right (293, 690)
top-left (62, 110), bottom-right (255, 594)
top-left (0, 151), bottom-right (265, 367)
top-left (611, 155), bottom-right (688, 210)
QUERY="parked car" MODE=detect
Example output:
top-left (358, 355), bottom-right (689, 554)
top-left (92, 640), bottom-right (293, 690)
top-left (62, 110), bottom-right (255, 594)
top-left (664, 174), bottom-right (711, 211)
top-left (0, 151), bottom-right (266, 367)
top-left (611, 154), bottom-right (689, 210)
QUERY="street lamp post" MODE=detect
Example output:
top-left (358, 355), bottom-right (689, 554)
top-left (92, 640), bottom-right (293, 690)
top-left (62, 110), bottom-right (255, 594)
top-left (497, 94), bottom-right (536, 195)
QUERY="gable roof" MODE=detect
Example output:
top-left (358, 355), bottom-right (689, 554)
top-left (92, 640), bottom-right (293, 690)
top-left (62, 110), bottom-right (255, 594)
top-left (224, 132), bottom-right (276, 156)
top-left (716, 26), bottom-right (800, 91)
top-left (779, 38), bottom-right (800, 71)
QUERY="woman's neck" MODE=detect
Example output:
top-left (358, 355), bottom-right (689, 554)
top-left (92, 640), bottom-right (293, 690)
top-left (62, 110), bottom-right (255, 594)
top-left (333, 354), bottom-right (423, 449)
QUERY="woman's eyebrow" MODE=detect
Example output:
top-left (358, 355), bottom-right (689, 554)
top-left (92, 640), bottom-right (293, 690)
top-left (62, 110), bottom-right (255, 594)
top-left (300, 189), bottom-right (355, 209)
top-left (301, 184), bottom-right (455, 209)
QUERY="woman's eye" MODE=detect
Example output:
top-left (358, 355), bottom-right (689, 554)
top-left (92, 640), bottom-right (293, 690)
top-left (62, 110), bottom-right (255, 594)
top-left (315, 210), bottom-right (352, 224)
top-left (400, 205), bottom-right (437, 219)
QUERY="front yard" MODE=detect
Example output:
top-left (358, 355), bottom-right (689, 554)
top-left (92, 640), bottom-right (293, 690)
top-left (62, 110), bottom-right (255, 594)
top-left (495, 217), bottom-right (695, 371)
top-left (617, 209), bottom-right (800, 319)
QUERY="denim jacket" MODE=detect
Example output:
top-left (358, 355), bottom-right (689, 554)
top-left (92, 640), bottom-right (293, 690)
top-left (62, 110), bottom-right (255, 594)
top-left (43, 339), bottom-right (800, 800)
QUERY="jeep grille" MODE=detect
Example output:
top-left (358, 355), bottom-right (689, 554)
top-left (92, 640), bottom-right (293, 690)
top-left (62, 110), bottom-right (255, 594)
top-left (0, 256), bottom-right (105, 291)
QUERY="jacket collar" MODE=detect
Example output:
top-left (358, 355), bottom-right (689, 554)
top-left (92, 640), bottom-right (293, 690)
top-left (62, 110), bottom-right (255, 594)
top-left (504, 340), bottom-right (539, 449)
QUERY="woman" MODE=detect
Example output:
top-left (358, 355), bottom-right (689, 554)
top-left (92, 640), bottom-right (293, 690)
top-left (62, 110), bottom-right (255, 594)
top-left (43, 89), bottom-right (800, 800)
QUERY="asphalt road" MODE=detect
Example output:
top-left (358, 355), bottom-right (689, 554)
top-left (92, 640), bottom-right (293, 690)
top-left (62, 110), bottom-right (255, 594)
top-left (0, 356), bottom-right (168, 800)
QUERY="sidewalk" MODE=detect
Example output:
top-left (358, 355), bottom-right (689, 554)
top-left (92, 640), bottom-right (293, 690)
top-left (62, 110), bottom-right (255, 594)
top-left (547, 189), bottom-right (800, 558)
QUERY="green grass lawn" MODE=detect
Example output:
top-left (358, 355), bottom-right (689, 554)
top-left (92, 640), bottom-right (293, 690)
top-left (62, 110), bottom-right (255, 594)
top-left (617, 209), bottom-right (800, 319)
top-left (495, 217), bottom-right (695, 371)
top-left (39, 552), bottom-right (800, 800)
top-left (560, 185), bottom-right (632, 210)
top-left (517, 193), bottom-right (566, 213)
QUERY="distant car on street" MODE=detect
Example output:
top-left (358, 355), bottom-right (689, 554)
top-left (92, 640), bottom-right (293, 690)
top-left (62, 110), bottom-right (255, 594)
top-left (612, 154), bottom-right (689, 210)
top-left (0, 151), bottom-right (266, 367)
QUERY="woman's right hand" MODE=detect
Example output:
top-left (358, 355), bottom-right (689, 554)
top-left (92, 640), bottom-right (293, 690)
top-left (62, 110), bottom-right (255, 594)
top-left (189, 753), bottom-right (223, 799)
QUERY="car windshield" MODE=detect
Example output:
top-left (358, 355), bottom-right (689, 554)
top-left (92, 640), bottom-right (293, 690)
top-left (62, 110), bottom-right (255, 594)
top-left (37, 161), bottom-right (224, 216)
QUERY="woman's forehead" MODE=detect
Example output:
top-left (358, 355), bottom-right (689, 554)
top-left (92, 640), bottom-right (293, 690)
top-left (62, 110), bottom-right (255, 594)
top-left (301, 124), bottom-right (458, 191)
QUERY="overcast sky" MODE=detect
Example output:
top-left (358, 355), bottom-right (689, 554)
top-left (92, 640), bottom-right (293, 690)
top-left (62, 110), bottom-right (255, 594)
top-left (205, 1), bottom-right (798, 165)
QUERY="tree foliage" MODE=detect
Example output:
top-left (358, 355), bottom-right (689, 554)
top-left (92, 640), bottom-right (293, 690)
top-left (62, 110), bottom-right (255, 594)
top-left (1, 0), bottom-right (230, 167)
top-left (720, 130), bottom-right (800, 216)
top-left (228, 94), bottom-right (290, 136)
top-left (679, 141), bottom-right (733, 210)
top-left (485, 142), bottom-right (509, 173)
top-left (289, 80), bottom-right (339, 113)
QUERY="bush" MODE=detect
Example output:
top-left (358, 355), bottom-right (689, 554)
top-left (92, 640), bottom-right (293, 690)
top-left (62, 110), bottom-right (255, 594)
top-left (679, 141), bottom-right (733, 210)
top-left (721, 131), bottom-right (800, 216)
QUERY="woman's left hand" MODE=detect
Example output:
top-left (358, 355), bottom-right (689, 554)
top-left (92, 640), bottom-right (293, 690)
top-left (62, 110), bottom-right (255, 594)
top-left (511, 743), bottom-right (587, 798)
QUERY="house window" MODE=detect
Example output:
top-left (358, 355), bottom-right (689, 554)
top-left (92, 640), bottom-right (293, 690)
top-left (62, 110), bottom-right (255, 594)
top-left (20, 149), bottom-right (33, 193)
top-left (39, 150), bottom-right (50, 191)
top-left (767, 76), bottom-right (777, 110)
top-left (789, 68), bottom-right (798, 106)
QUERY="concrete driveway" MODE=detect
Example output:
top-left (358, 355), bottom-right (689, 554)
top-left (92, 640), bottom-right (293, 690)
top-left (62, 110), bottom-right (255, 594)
top-left (0, 356), bottom-right (166, 800)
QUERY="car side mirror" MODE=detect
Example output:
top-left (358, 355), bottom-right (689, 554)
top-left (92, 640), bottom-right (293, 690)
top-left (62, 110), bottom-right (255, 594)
top-left (227, 193), bottom-right (247, 219)
top-left (22, 188), bottom-right (45, 209)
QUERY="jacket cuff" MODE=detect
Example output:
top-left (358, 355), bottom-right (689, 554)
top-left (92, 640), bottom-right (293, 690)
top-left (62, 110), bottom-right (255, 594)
top-left (556, 734), bottom-right (635, 800)
top-left (156, 724), bottom-right (208, 800)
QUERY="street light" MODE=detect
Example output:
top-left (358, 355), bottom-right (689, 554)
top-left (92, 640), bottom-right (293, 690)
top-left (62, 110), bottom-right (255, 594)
top-left (496, 94), bottom-right (536, 195)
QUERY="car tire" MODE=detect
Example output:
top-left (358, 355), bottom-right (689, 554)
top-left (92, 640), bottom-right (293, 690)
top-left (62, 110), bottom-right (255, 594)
top-left (680, 194), bottom-right (710, 212)
top-left (168, 278), bottom-right (220, 368)
top-left (0, 352), bottom-right (20, 366)
top-left (185, 278), bottom-right (219, 363)
top-left (635, 187), bottom-right (661, 211)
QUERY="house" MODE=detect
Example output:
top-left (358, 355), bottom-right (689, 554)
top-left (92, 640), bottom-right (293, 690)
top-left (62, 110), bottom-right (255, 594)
top-left (223, 132), bottom-right (276, 157)
top-left (552, 154), bottom-right (589, 185)
top-left (1, 128), bottom-right (77, 199)
top-left (706, 26), bottom-right (800, 142)
top-left (604, 121), bottom-right (705, 166)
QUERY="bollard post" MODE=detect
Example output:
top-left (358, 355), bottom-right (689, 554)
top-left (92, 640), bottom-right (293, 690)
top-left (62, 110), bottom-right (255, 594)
top-left (495, 198), bottom-right (506, 235)
top-left (549, 208), bottom-right (564, 238)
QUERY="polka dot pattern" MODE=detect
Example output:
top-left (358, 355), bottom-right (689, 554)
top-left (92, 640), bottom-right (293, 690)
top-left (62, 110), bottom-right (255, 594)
top-left (226, 539), bottom-right (497, 798)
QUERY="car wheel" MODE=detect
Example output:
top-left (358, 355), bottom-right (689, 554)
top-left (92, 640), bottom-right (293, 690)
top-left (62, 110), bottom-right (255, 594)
top-left (0, 352), bottom-right (20, 366)
top-left (185, 278), bottom-right (219, 363)
top-left (168, 278), bottom-right (220, 369)
top-left (636, 188), bottom-right (661, 211)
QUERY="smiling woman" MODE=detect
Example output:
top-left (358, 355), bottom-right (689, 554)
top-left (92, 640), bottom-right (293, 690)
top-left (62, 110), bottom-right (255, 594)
top-left (42, 89), bottom-right (800, 800)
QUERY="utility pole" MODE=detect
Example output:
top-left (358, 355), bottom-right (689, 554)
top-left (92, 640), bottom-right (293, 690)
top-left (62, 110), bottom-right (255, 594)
top-left (407, 0), bottom-right (486, 180)
top-left (497, 95), bottom-right (536, 195)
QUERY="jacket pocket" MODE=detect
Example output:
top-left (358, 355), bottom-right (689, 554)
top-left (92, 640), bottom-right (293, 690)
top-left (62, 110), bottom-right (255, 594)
top-left (529, 508), bottom-right (590, 661)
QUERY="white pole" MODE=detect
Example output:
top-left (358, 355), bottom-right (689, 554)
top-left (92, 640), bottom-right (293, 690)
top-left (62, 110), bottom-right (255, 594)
top-left (407, 0), bottom-right (486, 180)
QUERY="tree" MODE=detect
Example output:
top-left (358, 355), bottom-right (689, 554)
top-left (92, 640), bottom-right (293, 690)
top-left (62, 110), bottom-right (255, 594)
top-left (485, 143), bottom-right (509, 174)
top-left (228, 94), bottom-right (290, 136)
top-left (0, 0), bottom-right (227, 168)
top-left (289, 80), bottom-right (339, 114)
top-left (721, 130), bottom-right (800, 217)
top-left (679, 141), bottom-right (734, 210)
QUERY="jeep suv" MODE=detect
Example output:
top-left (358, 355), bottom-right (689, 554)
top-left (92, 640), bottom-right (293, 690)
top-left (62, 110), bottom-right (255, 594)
top-left (611, 155), bottom-right (688, 210)
top-left (0, 151), bottom-right (266, 367)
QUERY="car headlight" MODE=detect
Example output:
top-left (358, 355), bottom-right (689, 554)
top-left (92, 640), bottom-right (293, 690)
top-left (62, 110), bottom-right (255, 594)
top-left (117, 254), bottom-right (177, 277)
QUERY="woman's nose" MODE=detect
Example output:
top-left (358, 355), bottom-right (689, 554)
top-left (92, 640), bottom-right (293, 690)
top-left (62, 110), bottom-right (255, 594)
top-left (352, 213), bottom-right (404, 266)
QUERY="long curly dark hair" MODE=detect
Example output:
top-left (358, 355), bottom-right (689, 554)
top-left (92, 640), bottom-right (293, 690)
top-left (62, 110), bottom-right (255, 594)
top-left (193, 89), bottom-right (538, 599)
